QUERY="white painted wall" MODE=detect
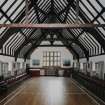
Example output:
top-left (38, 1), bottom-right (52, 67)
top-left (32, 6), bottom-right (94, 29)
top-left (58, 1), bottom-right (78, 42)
top-left (30, 47), bottom-right (73, 68)
top-left (0, 55), bottom-right (30, 76)
top-left (0, 55), bottom-right (14, 72)
top-left (0, 55), bottom-right (25, 70)
top-left (79, 55), bottom-right (105, 79)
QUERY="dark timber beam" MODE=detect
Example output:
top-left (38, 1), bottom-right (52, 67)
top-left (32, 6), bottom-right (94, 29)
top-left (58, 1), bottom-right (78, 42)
top-left (51, 10), bottom-right (89, 60)
top-left (24, 30), bottom-right (47, 59)
top-left (53, 1), bottom-right (105, 58)
top-left (23, 29), bottom-right (79, 60)
top-left (25, 0), bottom-right (29, 23)
top-left (0, 6), bottom-right (27, 39)
top-left (29, 38), bottom-right (75, 41)
top-left (33, 45), bottom-right (69, 47)
top-left (66, 29), bottom-right (89, 60)
top-left (0, 2), bottom-right (34, 49)
top-left (58, 32), bottom-right (79, 60)
top-left (31, 0), bottom-right (41, 23)
top-left (76, 0), bottom-right (79, 23)
top-left (58, 0), bottom-right (74, 16)
top-left (14, 30), bottom-right (37, 59)
top-left (71, 3), bottom-right (105, 52)
top-left (63, 0), bottom-right (72, 23)
top-left (14, 7), bottom-right (50, 59)
top-left (0, 23), bottom-right (105, 29)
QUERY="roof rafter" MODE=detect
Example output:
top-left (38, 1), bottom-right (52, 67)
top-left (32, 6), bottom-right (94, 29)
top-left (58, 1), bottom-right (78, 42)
top-left (71, 2), bottom-right (105, 52)
top-left (0, 2), bottom-right (34, 49)
top-left (51, 10), bottom-right (89, 60)
top-left (24, 30), bottom-right (47, 59)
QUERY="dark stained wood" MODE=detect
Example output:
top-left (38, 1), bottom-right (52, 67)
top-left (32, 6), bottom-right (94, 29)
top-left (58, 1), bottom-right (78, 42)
top-left (0, 77), bottom-right (101, 105)
top-left (76, 0), bottom-right (79, 23)
top-left (72, 71), bottom-right (105, 102)
top-left (0, 24), bottom-right (105, 29)
top-left (29, 70), bottom-right (40, 77)
top-left (25, 0), bottom-right (29, 23)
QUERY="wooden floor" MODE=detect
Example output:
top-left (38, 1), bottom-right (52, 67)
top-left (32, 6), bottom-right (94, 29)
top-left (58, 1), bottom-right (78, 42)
top-left (0, 77), bottom-right (100, 105)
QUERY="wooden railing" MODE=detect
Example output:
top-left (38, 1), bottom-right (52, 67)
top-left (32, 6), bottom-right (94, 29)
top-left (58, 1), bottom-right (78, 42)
top-left (72, 70), bottom-right (105, 101)
top-left (28, 67), bottom-right (73, 77)
top-left (0, 72), bottom-right (29, 93)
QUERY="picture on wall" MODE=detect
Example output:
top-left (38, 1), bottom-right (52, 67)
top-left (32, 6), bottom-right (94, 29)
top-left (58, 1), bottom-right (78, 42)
top-left (63, 59), bottom-right (71, 66)
top-left (32, 59), bottom-right (40, 66)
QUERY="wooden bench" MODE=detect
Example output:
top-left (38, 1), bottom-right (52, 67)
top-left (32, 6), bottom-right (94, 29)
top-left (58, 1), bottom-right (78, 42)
top-left (72, 70), bottom-right (105, 102)
top-left (0, 73), bottom-right (29, 93)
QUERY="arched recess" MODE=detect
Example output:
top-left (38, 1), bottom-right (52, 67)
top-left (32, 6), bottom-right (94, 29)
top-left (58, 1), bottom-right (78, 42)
top-left (23, 32), bottom-right (80, 61)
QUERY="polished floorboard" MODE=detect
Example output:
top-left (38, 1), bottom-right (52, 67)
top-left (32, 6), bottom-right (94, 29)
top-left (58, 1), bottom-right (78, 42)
top-left (0, 77), bottom-right (100, 105)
